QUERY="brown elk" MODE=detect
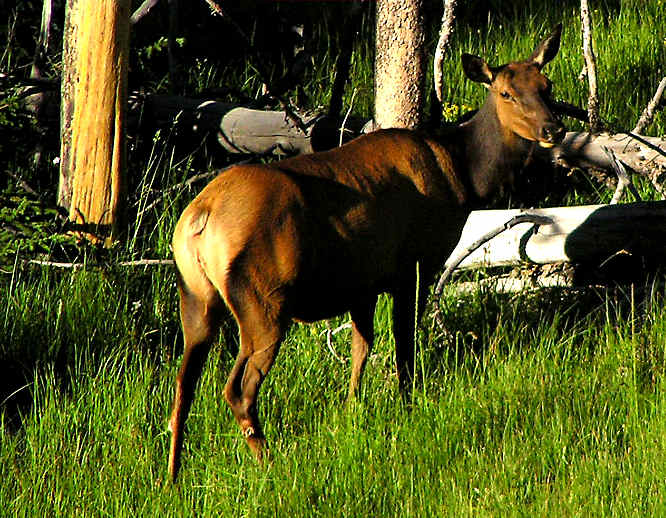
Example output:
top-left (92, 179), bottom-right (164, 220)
top-left (167, 24), bottom-right (565, 480)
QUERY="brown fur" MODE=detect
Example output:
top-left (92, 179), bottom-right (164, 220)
top-left (167, 24), bottom-right (565, 481)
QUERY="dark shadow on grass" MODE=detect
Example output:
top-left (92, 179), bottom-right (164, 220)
top-left (428, 263), bottom-right (666, 380)
top-left (0, 268), bottom-right (180, 432)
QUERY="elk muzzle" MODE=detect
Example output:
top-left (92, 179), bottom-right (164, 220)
top-left (538, 120), bottom-right (566, 148)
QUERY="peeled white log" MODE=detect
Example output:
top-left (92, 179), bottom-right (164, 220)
top-left (541, 131), bottom-right (666, 196)
top-left (445, 201), bottom-right (666, 270)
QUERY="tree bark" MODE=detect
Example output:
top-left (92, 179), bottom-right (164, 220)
top-left (580, 0), bottom-right (602, 132)
top-left (374, 0), bottom-right (426, 129)
top-left (433, 0), bottom-right (457, 104)
top-left (59, 0), bottom-right (131, 244)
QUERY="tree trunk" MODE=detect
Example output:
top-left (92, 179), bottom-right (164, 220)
top-left (374, 0), bottom-right (426, 129)
top-left (59, 0), bottom-right (130, 244)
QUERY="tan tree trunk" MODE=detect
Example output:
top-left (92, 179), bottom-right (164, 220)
top-left (59, 0), bottom-right (130, 244)
top-left (374, 0), bottom-right (426, 129)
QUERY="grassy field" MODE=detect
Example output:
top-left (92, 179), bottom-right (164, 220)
top-left (2, 1), bottom-right (666, 516)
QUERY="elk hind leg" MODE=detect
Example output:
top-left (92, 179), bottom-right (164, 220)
top-left (168, 277), bottom-right (223, 481)
top-left (224, 290), bottom-right (286, 461)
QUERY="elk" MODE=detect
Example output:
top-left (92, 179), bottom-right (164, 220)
top-left (167, 24), bottom-right (565, 480)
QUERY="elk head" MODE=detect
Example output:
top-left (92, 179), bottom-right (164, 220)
top-left (461, 24), bottom-right (566, 149)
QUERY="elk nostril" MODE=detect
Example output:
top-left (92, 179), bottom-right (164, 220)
top-left (554, 123), bottom-right (566, 141)
top-left (542, 122), bottom-right (565, 143)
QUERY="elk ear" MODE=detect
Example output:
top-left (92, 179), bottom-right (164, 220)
top-left (461, 53), bottom-right (494, 86)
top-left (529, 23), bottom-right (562, 69)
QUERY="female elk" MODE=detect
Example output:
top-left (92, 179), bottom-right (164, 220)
top-left (167, 25), bottom-right (565, 480)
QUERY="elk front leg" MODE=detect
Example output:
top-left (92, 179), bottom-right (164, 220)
top-left (392, 275), bottom-right (427, 397)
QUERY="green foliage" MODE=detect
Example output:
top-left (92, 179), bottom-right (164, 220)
top-left (0, 191), bottom-right (75, 270)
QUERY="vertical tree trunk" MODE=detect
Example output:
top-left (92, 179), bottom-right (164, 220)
top-left (59, 0), bottom-right (130, 244)
top-left (29, 0), bottom-right (54, 172)
top-left (374, 0), bottom-right (426, 129)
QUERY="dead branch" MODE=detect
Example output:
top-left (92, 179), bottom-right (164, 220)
top-left (580, 0), bottom-right (602, 132)
top-left (551, 99), bottom-right (590, 122)
top-left (432, 213), bottom-right (553, 332)
top-left (130, 0), bottom-right (161, 24)
top-left (339, 88), bottom-right (358, 147)
top-left (142, 94), bottom-right (363, 155)
top-left (633, 76), bottom-right (666, 134)
top-left (32, 0), bottom-right (52, 78)
top-left (541, 131), bottom-right (666, 196)
top-left (202, 0), bottom-right (309, 133)
top-left (604, 146), bottom-right (641, 204)
top-left (322, 321), bottom-right (351, 364)
top-left (433, 0), bottom-right (458, 104)
top-left (443, 202), bottom-right (666, 272)
top-left (27, 258), bottom-right (175, 269)
top-left (6, 171), bottom-right (41, 200)
top-left (434, 213), bottom-right (553, 297)
top-left (328, 1), bottom-right (363, 119)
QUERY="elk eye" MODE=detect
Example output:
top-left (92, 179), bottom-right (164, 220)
top-left (500, 91), bottom-right (512, 100)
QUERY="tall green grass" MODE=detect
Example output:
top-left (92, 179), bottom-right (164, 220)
top-left (3, 278), bottom-right (666, 516)
top-left (2, 2), bottom-right (666, 516)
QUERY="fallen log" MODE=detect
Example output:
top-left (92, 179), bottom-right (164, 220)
top-left (142, 94), bottom-right (365, 155)
top-left (445, 201), bottom-right (666, 270)
top-left (540, 131), bottom-right (666, 197)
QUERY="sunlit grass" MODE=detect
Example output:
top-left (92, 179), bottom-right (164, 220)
top-left (3, 277), bottom-right (666, 516)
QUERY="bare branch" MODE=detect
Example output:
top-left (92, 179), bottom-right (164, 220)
top-left (339, 88), bottom-right (358, 147)
top-left (202, 0), bottom-right (309, 133)
top-left (6, 171), bottom-right (41, 199)
top-left (604, 146), bottom-right (641, 204)
top-left (580, 0), bottom-right (602, 133)
top-left (433, 213), bottom-right (553, 297)
top-left (32, 0), bottom-right (53, 78)
top-left (539, 131), bottom-right (666, 196)
top-left (551, 99), bottom-right (590, 122)
top-left (432, 213), bottom-right (553, 332)
top-left (322, 321), bottom-right (351, 364)
top-left (130, 0), bottom-right (161, 24)
top-left (433, 0), bottom-right (458, 104)
top-left (633, 76), bottom-right (666, 134)
top-left (27, 259), bottom-right (175, 269)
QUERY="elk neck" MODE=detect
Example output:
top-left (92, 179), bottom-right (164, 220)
top-left (447, 92), bottom-right (536, 204)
